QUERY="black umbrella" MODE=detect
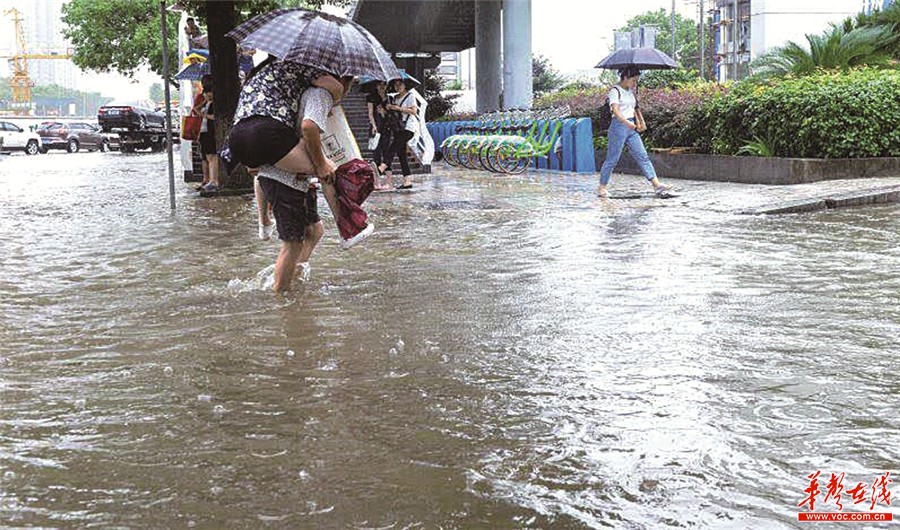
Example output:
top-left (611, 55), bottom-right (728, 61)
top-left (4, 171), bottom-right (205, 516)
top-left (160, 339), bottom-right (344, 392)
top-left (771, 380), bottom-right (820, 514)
top-left (595, 47), bottom-right (677, 70)
top-left (226, 8), bottom-right (400, 81)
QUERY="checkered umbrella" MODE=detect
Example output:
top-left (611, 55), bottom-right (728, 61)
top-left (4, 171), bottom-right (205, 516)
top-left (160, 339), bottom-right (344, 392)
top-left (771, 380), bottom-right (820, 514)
top-left (174, 61), bottom-right (210, 81)
top-left (359, 70), bottom-right (419, 86)
top-left (226, 8), bottom-right (400, 81)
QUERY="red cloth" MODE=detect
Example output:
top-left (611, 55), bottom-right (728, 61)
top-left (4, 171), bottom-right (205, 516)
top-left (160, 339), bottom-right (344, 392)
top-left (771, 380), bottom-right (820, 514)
top-left (334, 159), bottom-right (375, 240)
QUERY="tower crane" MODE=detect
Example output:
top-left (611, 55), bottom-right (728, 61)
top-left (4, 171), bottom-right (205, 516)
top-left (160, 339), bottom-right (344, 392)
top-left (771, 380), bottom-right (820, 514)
top-left (1, 8), bottom-right (73, 114)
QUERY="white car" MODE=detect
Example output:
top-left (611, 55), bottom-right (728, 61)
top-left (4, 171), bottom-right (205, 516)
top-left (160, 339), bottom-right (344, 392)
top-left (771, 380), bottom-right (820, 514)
top-left (0, 121), bottom-right (43, 155)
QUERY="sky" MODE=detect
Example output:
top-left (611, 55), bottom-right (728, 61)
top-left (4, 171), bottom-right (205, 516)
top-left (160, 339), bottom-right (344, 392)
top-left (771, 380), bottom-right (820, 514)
top-left (0, 0), bottom-right (699, 97)
top-left (532, 0), bottom-right (699, 74)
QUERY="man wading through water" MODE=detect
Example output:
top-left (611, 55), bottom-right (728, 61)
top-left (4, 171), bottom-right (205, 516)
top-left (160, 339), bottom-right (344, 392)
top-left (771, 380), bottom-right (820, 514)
top-left (226, 58), bottom-right (351, 292)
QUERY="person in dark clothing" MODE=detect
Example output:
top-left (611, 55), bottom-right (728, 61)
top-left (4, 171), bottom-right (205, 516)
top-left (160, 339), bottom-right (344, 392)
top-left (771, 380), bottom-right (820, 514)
top-left (366, 81), bottom-right (393, 190)
top-left (383, 78), bottom-right (417, 189)
top-left (193, 86), bottom-right (219, 192)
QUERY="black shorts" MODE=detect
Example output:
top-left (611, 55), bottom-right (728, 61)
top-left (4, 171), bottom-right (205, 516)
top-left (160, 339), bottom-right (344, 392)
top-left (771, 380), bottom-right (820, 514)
top-left (199, 130), bottom-right (217, 156)
top-left (228, 115), bottom-right (299, 169)
top-left (257, 177), bottom-right (320, 242)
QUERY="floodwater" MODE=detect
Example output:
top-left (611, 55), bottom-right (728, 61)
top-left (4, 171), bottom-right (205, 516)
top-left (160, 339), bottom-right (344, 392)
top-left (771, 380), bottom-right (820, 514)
top-left (1, 151), bottom-right (899, 529)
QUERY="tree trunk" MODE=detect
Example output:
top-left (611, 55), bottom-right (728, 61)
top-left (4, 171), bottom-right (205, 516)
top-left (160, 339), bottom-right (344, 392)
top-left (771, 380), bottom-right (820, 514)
top-left (205, 0), bottom-right (250, 189)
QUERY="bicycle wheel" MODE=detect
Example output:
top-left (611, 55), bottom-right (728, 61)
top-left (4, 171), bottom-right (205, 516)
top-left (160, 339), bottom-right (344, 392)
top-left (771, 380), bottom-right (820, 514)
top-left (459, 140), bottom-right (481, 170)
top-left (496, 144), bottom-right (532, 174)
top-left (442, 138), bottom-right (461, 166)
top-left (478, 141), bottom-right (500, 173)
top-left (441, 139), bottom-right (456, 166)
top-left (478, 139), bottom-right (496, 172)
top-left (448, 136), bottom-right (469, 167)
top-left (484, 140), bottom-right (513, 173)
top-left (469, 136), bottom-right (491, 170)
top-left (490, 143), bottom-right (515, 174)
top-left (455, 141), bottom-right (473, 169)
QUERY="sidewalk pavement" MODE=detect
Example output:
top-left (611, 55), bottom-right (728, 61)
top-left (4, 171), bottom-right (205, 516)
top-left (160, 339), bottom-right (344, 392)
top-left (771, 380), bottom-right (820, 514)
top-left (424, 163), bottom-right (900, 214)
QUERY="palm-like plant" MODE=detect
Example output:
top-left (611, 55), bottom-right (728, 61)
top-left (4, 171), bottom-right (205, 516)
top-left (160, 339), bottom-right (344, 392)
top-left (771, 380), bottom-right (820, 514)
top-left (750, 24), bottom-right (898, 79)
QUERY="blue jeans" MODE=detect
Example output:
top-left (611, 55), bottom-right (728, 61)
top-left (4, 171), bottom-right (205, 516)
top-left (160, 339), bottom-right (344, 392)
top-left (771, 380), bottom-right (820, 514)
top-left (599, 119), bottom-right (657, 185)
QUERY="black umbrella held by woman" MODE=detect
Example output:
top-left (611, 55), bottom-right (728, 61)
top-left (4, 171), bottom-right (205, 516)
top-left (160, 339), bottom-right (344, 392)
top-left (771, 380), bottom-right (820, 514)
top-left (594, 47), bottom-right (678, 71)
top-left (593, 47), bottom-right (677, 200)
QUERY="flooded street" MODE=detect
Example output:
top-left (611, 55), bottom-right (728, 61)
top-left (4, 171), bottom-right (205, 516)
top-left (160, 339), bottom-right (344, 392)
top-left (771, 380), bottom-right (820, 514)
top-left (2, 151), bottom-right (899, 528)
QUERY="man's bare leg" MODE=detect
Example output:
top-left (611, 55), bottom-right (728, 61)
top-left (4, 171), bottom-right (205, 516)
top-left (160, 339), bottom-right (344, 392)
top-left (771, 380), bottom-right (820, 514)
top-left (273, 142), bottom-right (317, 175)
top-left (297, 221), bottom-right (324, 264)
top-left (273, 240), bottom-right (304, 292)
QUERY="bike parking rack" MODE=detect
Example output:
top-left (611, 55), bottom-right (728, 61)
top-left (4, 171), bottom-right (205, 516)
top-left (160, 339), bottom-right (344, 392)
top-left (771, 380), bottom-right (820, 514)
top-left (428, 107), bottom-right (596, 174)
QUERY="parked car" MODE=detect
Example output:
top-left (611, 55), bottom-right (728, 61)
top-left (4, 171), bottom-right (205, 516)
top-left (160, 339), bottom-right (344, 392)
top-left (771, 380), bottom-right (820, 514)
top-left (98, 100), bottom-right (167, 132)
top-left (0, 121), bottom-right (43, 155)
top-left (37, 121), bottom-right (110, 153)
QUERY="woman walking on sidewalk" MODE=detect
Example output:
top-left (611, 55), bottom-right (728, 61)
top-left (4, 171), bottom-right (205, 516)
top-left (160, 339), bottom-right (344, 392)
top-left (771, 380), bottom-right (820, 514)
top-left (597, 67), bottom-right (672, 199)
top-left (367, 81), bottom-right (393, 190)
top-left (383, 78), bottom-right (418, 190)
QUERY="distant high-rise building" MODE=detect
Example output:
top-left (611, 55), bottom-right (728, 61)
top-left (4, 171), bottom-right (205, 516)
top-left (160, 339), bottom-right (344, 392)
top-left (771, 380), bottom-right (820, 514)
top-left (862, 0), bottom-right (894, 12)
top-left (712, 0), bottom-right (863, 82)
top-left (14, 0), bottom-right (77, 89)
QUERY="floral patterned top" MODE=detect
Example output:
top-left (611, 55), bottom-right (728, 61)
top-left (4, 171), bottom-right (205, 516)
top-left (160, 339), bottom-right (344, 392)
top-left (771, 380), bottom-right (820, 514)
top-left (233, 61), bottom-right (327, 129)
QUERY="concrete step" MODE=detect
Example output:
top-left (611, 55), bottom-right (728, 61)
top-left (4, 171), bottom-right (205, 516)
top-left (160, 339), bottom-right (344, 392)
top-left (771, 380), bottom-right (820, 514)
top-left (740, 184), bottom-right (900, 214)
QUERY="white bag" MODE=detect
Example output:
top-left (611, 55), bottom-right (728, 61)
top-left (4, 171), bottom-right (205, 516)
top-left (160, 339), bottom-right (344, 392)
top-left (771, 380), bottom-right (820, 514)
top-left (405, 88), bottom-right (434, 166)
top-left (367, 132), bottom-right (380, 151)
top-left (321, 105), bottom-right (362, 166)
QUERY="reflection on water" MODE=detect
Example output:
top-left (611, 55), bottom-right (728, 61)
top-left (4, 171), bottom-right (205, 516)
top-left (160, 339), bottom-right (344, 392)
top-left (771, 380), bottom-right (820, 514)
top-left (1, 152), bottom-right (899, 528)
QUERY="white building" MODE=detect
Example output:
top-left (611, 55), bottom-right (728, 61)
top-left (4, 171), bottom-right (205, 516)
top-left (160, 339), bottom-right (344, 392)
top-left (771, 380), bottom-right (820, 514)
top-left (2, 0), bottom-right (77, 89)
top-left (862, 0), bottom-right (894, 13)
top-left (713, 0), bottom-right (864, 81)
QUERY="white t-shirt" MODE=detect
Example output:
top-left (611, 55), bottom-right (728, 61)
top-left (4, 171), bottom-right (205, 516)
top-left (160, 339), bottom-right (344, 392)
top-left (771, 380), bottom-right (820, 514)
top-left (608, 84), bottom-right (637, 120)
top-left (258, 87), bottom-right (334, 191)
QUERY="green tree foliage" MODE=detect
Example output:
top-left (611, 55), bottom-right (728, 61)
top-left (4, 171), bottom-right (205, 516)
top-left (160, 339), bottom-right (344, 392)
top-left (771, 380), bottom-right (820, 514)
top-left (750, 24), bottom-right (898, 79)
top-left (61, 0), bottom-right (180, 78)
top-left (532, 54), bottom-right (564, 95)
top-left (423, 70), bottom-right (461, 122)
top-left (841, 1), bottom-right (900, 58)
top-left (617, 9), bottom-right (700, 71)
top-left (639, 68), bottom-right (701, 89)
top-left (61, 0), bottom-right (339, 79)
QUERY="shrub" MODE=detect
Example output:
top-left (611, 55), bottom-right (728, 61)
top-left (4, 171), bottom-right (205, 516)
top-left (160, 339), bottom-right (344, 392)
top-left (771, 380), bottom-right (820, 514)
top-left (535, 85), bottom-right (608, 138)
top-left (639, 68), bottom-right (702, 89)
top-left (529, 68), bottom-right (900, 158)
top-left (638, 81), bottom-right (725, 149)
top-left (434, 111), bottom-right (476, 122)
top-left (706, 69), bottom-right (900, 157)
top-left (423, 70), bottom-right (462, 122)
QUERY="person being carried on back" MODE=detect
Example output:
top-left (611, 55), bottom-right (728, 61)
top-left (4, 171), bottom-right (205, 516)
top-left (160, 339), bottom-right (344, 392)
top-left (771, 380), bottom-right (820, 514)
top-left (248, 82), bottom-right (346, 293)
top-left (597, 66), bottom-right (673, 199)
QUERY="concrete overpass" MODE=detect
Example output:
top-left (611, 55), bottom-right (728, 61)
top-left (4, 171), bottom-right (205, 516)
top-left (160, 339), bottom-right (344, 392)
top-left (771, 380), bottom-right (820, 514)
top-left (351, 0), bottom-right (533, 112)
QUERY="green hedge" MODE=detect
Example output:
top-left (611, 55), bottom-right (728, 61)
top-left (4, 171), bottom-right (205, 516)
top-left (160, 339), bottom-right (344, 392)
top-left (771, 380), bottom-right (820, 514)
top-left (537, 69), bottom-right (900, 159)
top-left (698, 69), bottom-right (900, 158)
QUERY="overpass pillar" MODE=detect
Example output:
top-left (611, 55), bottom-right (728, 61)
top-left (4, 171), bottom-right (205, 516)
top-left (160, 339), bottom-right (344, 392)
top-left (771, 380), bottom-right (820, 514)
top-left (502, 0), bottom-right (533, 110)
top-left (475, 0), bottom-right (502, 113)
